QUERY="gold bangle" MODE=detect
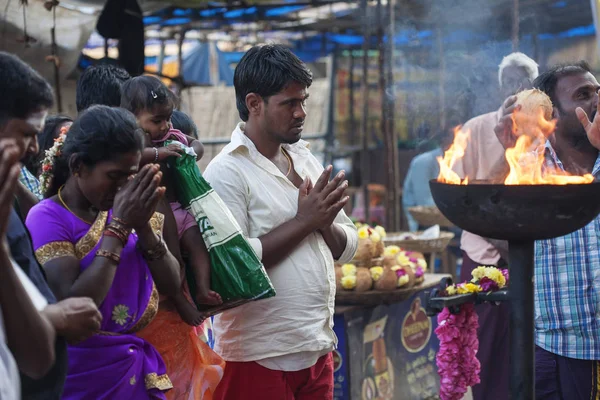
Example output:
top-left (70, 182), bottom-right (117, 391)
top-left (96, 249), bottom-right (121, 264)
top-left (139, 237), bottom-right (167, 262)
top-left (107, 223), bottom-right (131, 241)
top-left (111, 216), bottom-right (130, 228)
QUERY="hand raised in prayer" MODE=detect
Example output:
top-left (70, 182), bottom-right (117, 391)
top-left (112, 164), bottom-right (165, 230)
top-left (295, 165), bottom-right (349, 232)
top-left (493, 95), bottom-right (521, 150)
top-left (43, 297), bottom-right (102, 344)
top-left (576, 93), bottom-right (600, 150)
top-left (0, 139), bottom-right (22, 244)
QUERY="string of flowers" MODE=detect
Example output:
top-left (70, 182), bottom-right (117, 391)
top-left (39, 125), bottom-right (70, 196)
top-left (435, 266), bottom-right (509, 400)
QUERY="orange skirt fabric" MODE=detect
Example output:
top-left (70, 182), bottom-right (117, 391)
top-left (137, 299), bottom-right (225, 400)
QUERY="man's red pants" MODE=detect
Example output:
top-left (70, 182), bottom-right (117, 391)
top-left (214, 353), bottom-right (334, 400)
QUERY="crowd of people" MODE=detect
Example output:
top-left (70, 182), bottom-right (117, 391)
top-left (0, 44), bottom-right (357, 400)
top-left (5, 37), bottom-right (600, 400)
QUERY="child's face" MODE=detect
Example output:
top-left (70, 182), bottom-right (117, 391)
top-left (137, 103), bottom-right (173, 141)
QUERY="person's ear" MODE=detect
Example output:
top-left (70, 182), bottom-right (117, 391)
top-left (246, 93), bottom-right (263, 117)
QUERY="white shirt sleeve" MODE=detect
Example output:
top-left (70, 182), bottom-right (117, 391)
top-left (204, 158), bottom-right (263, 260)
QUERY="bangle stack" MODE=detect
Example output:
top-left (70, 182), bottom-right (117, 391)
top-left (104, 216), bottom-right (132, 246)
top-left (139, 237), bottom-right (167, 262)
top-left (96, 249), bottom-right (121, 264)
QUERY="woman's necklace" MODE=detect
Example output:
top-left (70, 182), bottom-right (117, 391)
top-left (281, 148), bottom-right (292, 176)
top-left (58, 185), bottom-right (93, 225)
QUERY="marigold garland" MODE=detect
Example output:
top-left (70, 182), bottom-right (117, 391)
top-left (435, 265), bottom-right (509, 400)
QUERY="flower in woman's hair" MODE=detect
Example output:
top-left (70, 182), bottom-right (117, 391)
top-left (39, 132), bottom-right (67, 195)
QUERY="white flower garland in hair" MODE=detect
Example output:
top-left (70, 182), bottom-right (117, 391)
top-left (39, 125), bottom-right (70, 196)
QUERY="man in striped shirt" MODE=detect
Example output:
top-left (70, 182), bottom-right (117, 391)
top-left (495, 61), bottom-right (600, 399)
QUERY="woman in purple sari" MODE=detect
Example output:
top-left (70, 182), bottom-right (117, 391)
top-left (25, 106), bottom-right (181, 399)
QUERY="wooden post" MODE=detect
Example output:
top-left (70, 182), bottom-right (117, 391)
top-left (325, 45), bottom-right (338, 166)
top-left (437, 26), bottom-right (446, 132)
top-left (512, 0), bottom-right (520, 51)
top-left (360, 0), bottom-right (370, 224)
top-left (178, 29), bottom-right (186, 86)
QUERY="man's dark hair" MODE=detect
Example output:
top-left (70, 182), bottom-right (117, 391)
top-left (234, 44), bottom-right (312, 121)
top-left (0, 52), bottom-right (53, 125)
top-left (76, 64), bottom-right (131, 112)
top-left (533, 61), bottom-right (591, 109)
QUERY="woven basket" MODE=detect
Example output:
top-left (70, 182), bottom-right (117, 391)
top-left (383, 231), bottom-right (455, 254)
top-left (408, 206), bottom-right (454, 228)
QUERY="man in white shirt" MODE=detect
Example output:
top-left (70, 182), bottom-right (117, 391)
top-left (205, 44), bottom-right (358, 400)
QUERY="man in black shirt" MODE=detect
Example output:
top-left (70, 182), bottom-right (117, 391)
top-left (0, 52), bottom-right (102, 399)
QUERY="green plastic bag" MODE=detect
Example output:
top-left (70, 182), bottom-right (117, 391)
top-left (167, 141), bottom-right (276, 306)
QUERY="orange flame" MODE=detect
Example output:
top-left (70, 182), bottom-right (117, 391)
top-left (437, 107), bottom-right (594, 185)
top-left (436, 126), bottom-right (470, 184)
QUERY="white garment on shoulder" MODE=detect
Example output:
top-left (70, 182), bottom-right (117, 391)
top-left (0, 259), bottom-right (49, 400)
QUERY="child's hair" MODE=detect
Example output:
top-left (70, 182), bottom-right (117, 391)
top-left (120, 75), bottom-right (176, 116)
top-left (171, 110), bottom-right (198, 139)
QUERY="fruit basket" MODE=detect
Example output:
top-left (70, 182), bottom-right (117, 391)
top-left (384, 231), bottom-right (455, 254)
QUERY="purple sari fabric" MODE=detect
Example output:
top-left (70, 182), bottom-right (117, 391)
top-left (26, 199), bottom-right (172, 399)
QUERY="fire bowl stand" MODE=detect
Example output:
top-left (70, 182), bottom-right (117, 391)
top-left (427, 240), bottom-right (534, 400)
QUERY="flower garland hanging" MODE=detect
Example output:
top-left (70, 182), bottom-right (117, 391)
top-left (435, 265), bottom-right (509, 400)
top-left (39, 125), bottom-right (70, 196)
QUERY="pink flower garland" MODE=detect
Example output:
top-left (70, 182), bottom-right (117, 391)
top-left (435, 303), bottom-right (481, 400)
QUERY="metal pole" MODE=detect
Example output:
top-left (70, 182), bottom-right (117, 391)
top-left (507, 240), bottom-right (535, 400)
top-left (349, 51), bottom-right (356, 145)
top-left (157, 39), bottom-right (166, 75)
top-left (325, 45), bottom-right (338, 166)
top-left (387, 0), bottom-right (399, 230)
top-left (512, 0), bottom-right (520, 51)
top-left (360, 0), bottom-right (371, 224)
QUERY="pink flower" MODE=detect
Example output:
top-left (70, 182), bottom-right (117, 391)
top-left (395, 268), bottom-right (407, 278)
top-left (436, 304), bottom-right (480, 400)
top-left (502, 269), bottom-right (509, 283)
top-left (478, 277), bottom-right (499, 291)
top-left (415, 266), bottom-right (424, 278)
